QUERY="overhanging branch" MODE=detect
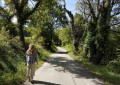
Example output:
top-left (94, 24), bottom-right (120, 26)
top-left (86, 0), bottom-right (96, 19)
top-left (25, 1), bottom-right (41, 19)
top-left (63, 0), bottom-right (74, 21)
top-left (0, 6), bottom-right (15, 21)
top-left (111, 12), bottom-right (120, 18)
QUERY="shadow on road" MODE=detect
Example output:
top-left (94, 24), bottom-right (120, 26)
top-left (47, 51), bottom-right (104, 85)
top-left (32, 80), bottom-right (60, 85)
top-left (48, 56), bottom-right (95, 79)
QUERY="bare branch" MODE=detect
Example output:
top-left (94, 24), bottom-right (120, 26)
top-left (111, 12), bottom-right (120, 18)
top-left (63, 0), bottom-right (74, 21)
top-left (21, 0), bottom-right (28, 9)
top-left (97, 0), bottom-right (100, 18)
top-left (0, 6), bottom-right (16, 22)
top-left (24, 1), bottom-right (41, 19)
top-left (102, 0), bottom-right (105, 8)
top-left (0, 6), bottom-right (7, 13)
top-left (62, 0), bottom-right (76, 43)
top-left (12, 0), bottom-right (19, 10)
top-left (83, 1), bottom-right (89, 5)
top-left (97, 0), bottom-right (100, 9)
top-left (63, 0), bottom-right (66, 8)
top-left (111, 21), bottom-right (120, 26)
top-left (111, 0), bottom-right (116, 7)
top-left (86, 0), bottom-right (96, 19)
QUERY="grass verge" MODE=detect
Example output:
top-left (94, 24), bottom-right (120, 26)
top-left (64, 46), bottom-right (120, 85)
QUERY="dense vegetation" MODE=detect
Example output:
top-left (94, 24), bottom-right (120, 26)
top-left (0, 29), bottom-right (53, 85)
top-left (0, 0), bottom-right (120, 85)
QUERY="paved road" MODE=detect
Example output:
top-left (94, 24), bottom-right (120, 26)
top-left (22, 47), bottom-right (104, 85)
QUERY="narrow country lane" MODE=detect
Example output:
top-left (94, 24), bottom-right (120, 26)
top-left (21, 47), bottom-right (105, 85)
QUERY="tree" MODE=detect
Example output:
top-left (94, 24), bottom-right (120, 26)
top-left (76, 0), bottom-right (120, 64)
top-left (0, 4), bottom-right (17, 36)
top-left (28, 0), bottom-right (68, 48)
top-left (62, 0), bottom-right (83, 51)
top-left (3, 0), bottom-right (42, 45)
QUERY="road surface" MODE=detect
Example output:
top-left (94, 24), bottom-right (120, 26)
top-left (21, 47), bottom-right (104, 85)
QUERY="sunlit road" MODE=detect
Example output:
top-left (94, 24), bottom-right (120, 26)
top-left (21, 47), bottom-right (104, 85)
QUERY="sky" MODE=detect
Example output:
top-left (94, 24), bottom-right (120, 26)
top-left (0, 0), bottom-right (78, 23)
top-left (65, 0), bottom-right (78, 15)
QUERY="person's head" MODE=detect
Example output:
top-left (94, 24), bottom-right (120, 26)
top-left (27, 44), bottom-right (35, 55)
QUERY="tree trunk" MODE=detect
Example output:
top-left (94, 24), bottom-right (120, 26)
top-left (63, 0), bottom-right (79, 51)
top-left (92, 4), bottom-right (111, 65)
top-left (70, 20), bottom-right (79, 51)
top-left (65, 11), bottom-right (78, 51)
top-left (49, 26), bottom-right (53, 49)
top-left (18, 20), bottom-right (25, 46)
top-left (89, 42), bottom-right (96, 62)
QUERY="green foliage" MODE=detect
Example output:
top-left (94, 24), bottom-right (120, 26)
top-left (74, 14), bottom-right (85, 37)
top-left (100, 32), bottom-right (120, 65)
top-left (0, 29), bottom-right (24, 71)
top-left (27, 0), bottom-right (68, 48)
top-left (27, 27), bottom-right (41, 42)
top-left (58, 27), bottom-right (72, 46)
top-left (81, 30), bottom-right (90, 58)
top-left (37, 37), bottom-right (45, 46)
top-left (52, 30), bottom-right (61, 45)
top-left (0, 29), bottom-right (25, 85)
top-left (35, 44), bottom-right (51, 61)
top-left (63, 44), bottom-right (73, 52)
top-left (107, 57), bottom-right (120, 74)
top-left (51, 45), bottom-right (57, 52)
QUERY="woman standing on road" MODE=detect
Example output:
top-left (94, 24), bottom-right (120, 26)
top-left (26, 44), bottom-right (38, 82)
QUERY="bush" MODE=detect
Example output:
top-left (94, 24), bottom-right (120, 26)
top-left (58, 27), bottom-right (72, 46)
top-left (0, 29), bottom-right (26, 85)
top-left (107, 57), bottom-right (120, 74)
top-left (0, 29), bottom-right (24, 72)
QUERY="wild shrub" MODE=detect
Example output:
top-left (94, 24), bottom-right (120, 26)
top-left (107, 57), bottom-right (120, 74)
top-left (0, 29), bottom-right (24, 73)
